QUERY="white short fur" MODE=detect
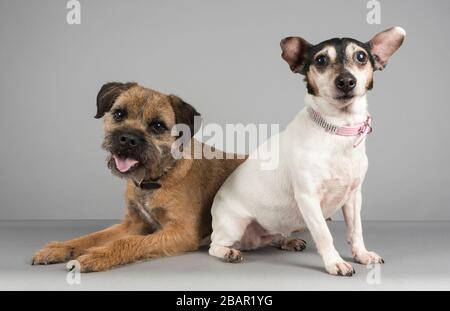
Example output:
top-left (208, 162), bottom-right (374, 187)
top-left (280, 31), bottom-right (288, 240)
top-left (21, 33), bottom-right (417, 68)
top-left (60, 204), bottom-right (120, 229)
top-left (209, 93), bottom-right (380, 275)
top-left (209, 27), bottom-right (405, 276)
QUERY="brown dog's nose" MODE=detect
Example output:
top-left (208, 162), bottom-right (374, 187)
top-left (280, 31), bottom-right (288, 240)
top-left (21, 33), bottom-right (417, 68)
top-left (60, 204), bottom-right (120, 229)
top-left (335, 72), bottom-right (356, 93)
top-left (119, 133), bottom-right (139, 148)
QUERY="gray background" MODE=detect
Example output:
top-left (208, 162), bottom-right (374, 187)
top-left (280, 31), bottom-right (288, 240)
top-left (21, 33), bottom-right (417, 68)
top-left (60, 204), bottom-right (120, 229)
top-left (0, 0), bottom-right (449, 221)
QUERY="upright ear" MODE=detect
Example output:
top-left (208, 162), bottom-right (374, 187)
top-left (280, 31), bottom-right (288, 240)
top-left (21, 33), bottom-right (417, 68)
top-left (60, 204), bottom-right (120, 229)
top-left (368, 27), bottom-right (406, 71)
top-left (280, 36), bottom-right (312, 74)
top-left (169, 95), bottom-right (201, 138)
top-left (95, 82), bottom-right (137, 118)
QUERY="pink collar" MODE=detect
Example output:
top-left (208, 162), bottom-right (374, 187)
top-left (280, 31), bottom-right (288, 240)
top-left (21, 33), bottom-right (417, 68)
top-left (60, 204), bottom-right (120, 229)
top-left (307, 107), bottom-right (372, 148)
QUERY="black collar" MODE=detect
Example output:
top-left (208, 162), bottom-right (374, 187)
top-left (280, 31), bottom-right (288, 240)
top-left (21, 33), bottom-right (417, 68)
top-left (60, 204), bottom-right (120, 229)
top-left (133, 180), bottom-right (161, 190)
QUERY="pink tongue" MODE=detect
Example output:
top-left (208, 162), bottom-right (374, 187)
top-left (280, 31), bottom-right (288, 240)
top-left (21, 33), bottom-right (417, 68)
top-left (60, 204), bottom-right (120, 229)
top-left (113, 155), bottom-right (139, 173)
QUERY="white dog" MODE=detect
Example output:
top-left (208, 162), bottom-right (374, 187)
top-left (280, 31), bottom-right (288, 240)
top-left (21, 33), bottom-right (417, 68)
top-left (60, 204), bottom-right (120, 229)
top-left (209, 27), bottom-right (406, 276)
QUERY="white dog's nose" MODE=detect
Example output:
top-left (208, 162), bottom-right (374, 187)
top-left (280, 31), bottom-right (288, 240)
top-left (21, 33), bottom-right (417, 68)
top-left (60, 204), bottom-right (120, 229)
top-left (335, 72), bottom-right (356, 93)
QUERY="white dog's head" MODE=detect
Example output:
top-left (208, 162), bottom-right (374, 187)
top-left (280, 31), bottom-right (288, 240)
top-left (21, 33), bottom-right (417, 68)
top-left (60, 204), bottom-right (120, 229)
top-left (281, 27), bottom-right (406, 110)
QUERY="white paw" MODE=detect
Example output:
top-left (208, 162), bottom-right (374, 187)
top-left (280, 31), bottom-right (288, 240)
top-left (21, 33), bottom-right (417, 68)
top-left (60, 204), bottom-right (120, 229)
top-left (353, 250), bottom-right (384, 265)
top-left (325, 260), bottom-right (356, 277)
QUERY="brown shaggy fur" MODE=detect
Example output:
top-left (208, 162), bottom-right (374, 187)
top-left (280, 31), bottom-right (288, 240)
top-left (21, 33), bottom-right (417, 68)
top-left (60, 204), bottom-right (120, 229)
top-left (32, 83), bottom-right (244, 272)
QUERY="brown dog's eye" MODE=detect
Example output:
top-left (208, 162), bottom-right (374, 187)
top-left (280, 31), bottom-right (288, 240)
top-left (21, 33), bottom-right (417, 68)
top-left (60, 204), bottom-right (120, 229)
top-left (112, 109), bottom-right (127, 122)
top-left (356, 51), bottom-right (367, 64)
top-left (315, 55), bottom-right (328, 67)
top-left (149, 120), bottom-right (168, 135)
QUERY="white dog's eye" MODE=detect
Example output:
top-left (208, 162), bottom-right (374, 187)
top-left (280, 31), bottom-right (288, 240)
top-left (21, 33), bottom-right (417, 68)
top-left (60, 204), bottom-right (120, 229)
top-left (315, 54), bottom-right (328, 67)
top-left (355, 51), bottom-right (367, 64)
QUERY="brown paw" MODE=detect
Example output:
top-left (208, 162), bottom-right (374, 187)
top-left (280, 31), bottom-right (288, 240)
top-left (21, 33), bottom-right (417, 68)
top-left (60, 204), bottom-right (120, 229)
top-left (224, 249), bottom-right (243, 263)
top-left (326, 261), bottom-right (356, 277)
top-left (353, 250), bottom-right (384, 265)
top-left (32, 242), bottom-right (77, 265)
top-left (279, 238), bottom-right (307, 252)
top-left (73, 247), bottom-right (114, 273)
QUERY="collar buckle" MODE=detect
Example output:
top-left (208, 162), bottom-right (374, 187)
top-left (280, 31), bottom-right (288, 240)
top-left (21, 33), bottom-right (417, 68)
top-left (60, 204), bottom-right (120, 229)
top-left (361, 116), bottom-right (373, 135)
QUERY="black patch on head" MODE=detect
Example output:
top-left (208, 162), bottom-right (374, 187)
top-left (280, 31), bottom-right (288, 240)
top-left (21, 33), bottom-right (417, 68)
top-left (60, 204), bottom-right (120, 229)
top-left (367, 79), bottom-right (374, 91)
top-left (305, 77), bottom-right (317, 96)
top-left (303, 38), bottom-right (375, 75)
top-left (302, 38), bottom-right (375, 95)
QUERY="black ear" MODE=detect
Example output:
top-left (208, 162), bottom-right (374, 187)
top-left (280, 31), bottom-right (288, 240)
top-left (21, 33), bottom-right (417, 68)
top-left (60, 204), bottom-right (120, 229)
top-left (169, 95), bottom-right (201, 138)
top-left (95, 82), bottom-right (137, 119)
top-left (280, 36), bottom-right (312, 74)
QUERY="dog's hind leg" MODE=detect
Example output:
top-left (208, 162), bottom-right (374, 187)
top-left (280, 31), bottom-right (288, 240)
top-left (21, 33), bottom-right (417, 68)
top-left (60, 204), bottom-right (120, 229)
top-left (272, 236), bottom-right (307, 252)
top-left (209, 231), bottom-right (245, 264)
top-left (209, 245), bottom-right (243, 263)
top-left (209, 210), bottom-right (251, 263)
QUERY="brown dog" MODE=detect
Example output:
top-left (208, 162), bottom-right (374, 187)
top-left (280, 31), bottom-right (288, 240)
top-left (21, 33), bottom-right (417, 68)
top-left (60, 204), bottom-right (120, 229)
top-left (32, 82), bottom-right (244, 272)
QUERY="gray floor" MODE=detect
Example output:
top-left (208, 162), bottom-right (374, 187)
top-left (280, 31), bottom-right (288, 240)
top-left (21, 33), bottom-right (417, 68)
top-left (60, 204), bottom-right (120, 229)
top-left (0, 220), bottom-right (449, 291)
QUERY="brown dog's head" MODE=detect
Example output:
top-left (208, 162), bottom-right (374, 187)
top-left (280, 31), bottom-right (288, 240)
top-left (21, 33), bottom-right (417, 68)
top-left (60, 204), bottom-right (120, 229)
top-left (95, 82), bottom-right (200, 181)
top-left (280, 27), bottom-right (406, 109)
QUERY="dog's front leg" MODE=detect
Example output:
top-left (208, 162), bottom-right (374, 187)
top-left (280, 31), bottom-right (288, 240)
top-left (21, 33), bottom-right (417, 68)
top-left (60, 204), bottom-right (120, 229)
top-left (295, 192), bottom-right (355, 276)
top-left (343, 189), bottom-right (384, 265)
top-left (74, 223), bottom-right (199, 272)
top-left (32, 215), bottom-right (145, 265)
